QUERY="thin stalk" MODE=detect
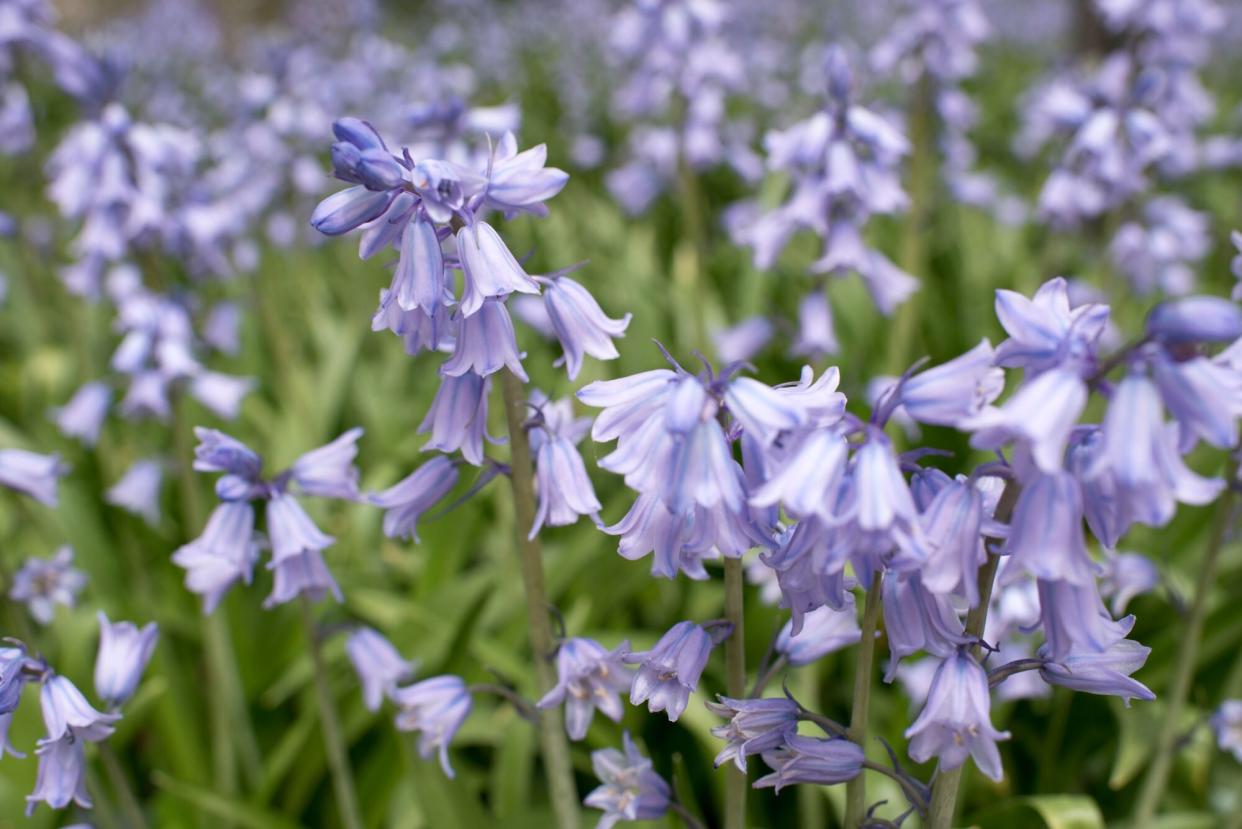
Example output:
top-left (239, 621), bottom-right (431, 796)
top-left (499, 369), bottom-right (579, 829)
top-left (670, 799), bottom-right (709, 829)
top-left (723, 556), bottom-right (747, 829)
top-left (1133, 471), bottom-right (1237, 829)
top-left (750, 654), bottom-right (787, 698)
top-left (672, 91), bottom-right (710, 353)
top-left (99, 740), bottom-right (148, 829)
top-left (926, 481), bottom-right (1022, 829)
top-left (862, 760), bottom-right (928, 815)
top-left (300, 597), bottom-right (364, 829)
top-left (844, 571), bottom-right (884, 827)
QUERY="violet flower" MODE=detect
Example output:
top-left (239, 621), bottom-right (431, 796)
top-left (537, 273), bottom-right (631, 380)
top-left (537, 637), bottom-right (633, 740)
top-left (625, 621), bottom-right (714, 722)
top-left (706, 696), bottom-right (800, 772)
top-left (370, 456), bottom-right (460, 541)
top-left (0, 448), bottom-right (69, 506)
top-left (346, 627), bottom-right (417, 712)
top-left (391, 675), bottom-right (473, 778)
top-left (905, 650), bottom-right (1010, 781)
top-left (9, 547), bottom-right (86, 625)
top-left (1211, 700), bottom-right (1242, 763)
top-left (528, 394), bottom-right (601, 538)
top-left (776, 600), bottom-right (861, 666)
top-left (50, 381), bottom-right (111, 446)
top-left (754, 734), bottom-right (865, 792)
top-left (105, 458), bottom-right (164, 526)
top-left (584, 733), bottom-right (671, 829)
top-left (94, 612), bottom-right (158, 708)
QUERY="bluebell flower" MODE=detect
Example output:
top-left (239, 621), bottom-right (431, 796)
top-left (94, 612), bottom-right (158, 708)
top-left (188, 372), bottom-right (255, 421)
top-left (792, 289), bottom-right (839, 357)
top-left (1211, 700), bottom-right (1242, 762)
top-left (916, 474), bottom-right (989, 605)
top-left (537, 273), bottom-right (630, 380)
top-left (713, 316), bottom-right (774, 364)
top-left (310, 185), bottom-right (397, 236)
top-left (578, 369), bottom-right (678, 445)
top-left (391, 675), bottom-right (472, 777)
top-left (330, 117), bottom-right (406, 191)
top-left (0, 448), bottom-right (68, 506)
top-left (1146, 296), bottom-right (1242, 345)
top-left (105, 458), bottom-right (164, 525)
top-left (419, 374), bottom-right (491, 465)
top-left (204, 302), bottom-right (241, 355)
top-left (966, 366), bottom-right (1088, 473)
top-left (10, 547), bottom-right (86, 625)
top-left (288, 428), bottom-right (364, 500)
top-left (25, 733), bottom-right (90, 815)
top-left (905, 650), bottom-right (1009, 780)
top-left (537, 637), bottom-right (633, 740)
top-left (754, 734), bottom-right (865, 792)
top-left (529, 395), bottom-right (601, 537)
top-left (346, 627), bottom-right (417, 712)
top-left (749, 429), bottom-right (850, 522)
top-left (456, 222), bottom-right (540, 318)
top-left (883, 573), bottom-right (971, 681)
top-left (1037, 578), bottom-right (1136, 661)
top-left (584, 733), bottom-right (671, 829)
top-left (1099, 551), bottom-right (1159, 616)
top-left (707, 696), bottom-right (800, 772)
top-left (40, 675), bottom-right (120, 743)
top-left (849, 428), bottom-right (930, 573)
top-left (192, 427), bottom-right (262, 484)
top-left (481, 134), bottom-right (569, 218)
top-left (265, 549), bottom-right (343, 609)
top-left (1150, 349), bottom-right (1242, 451)
top-left (172, 501), bottom-right (260, 613)
top-left (370, 456), bottom-right (459, 541)
top-left (0, 712), bottom-right (23, 759)
top-left (409, 160), bottom-right (486, 224)
top-left (372, 292), bottom-right (455, 356)
top-left (390, 218), bottom-right (445, 313)
top-left (898, 339), bottom-right (1004, 427)
top-left (1, 646), bottom-right (35, 717)
top-left (440, 298), bottom-right (528, 381)
top-left (1038, 638), bottom-right (1155, 705)
top-left (724, 376), bottom-right (806, 447)
top-left (50, 382), bottom-right (111, 446)
top-left (1004, 472), bottom-right (1095, 586)
top-left (776, 599), bottom-right (861, 666)
top-left (992, 278), bottom-right (1109, 374)
top-left (625, 621), bottom-right (714, 722)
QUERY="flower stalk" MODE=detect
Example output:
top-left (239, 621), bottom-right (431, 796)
top-left (723, 556), bottom-right (747, 829)
top-left (844, 571), bottom-right (885, 827)
top-left (500, 368), bottom-right (580, 829)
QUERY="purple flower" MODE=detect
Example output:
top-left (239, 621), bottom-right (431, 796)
top-left (390, 218), bottom-right (445, 313)
top-left (754, 734), bottom-right (865, 792)
top-left (724, 376), bottom-right (806, 447)
top-left (750, 429), bottom-right (850, 522)
top-left (481, 135), bottom-right (569, 217)
top-left (1, 646), bottom-right (35, 717)
top-left (288, 428), bottom-right (364, 500)
top-left (189, 372), bottom-right (255, 421)
top-left (1146, 297), bottom-right (1242, 345)
top-left (529, 395), bottom-right (601, 537)
top-left (1211, 700), bottom-right (1242, 762)
top-left (1038, 579), bottom-right (1134, 659)
top-left (793, 289), bottom-right (839, 357)
top-left (1150, 350), bottom-right (1242, 451)
top-left (1038, 639), bottom-right (1155, 705)
top-left (965, 366), bottom-right (1087, 473)
top-left (9, 547), bottom-right (86, 625)
top-left (537, 637), bottom-right (633, 740)
top-left (265, 549), bottom-right (343, 609)
top-left (706, 696), bottom-right (800, 772)
top-left (849, 428), bottom-right (930, 572)
top-left (905, 650), bottom-right (1010, 781)
top-left (898, 339), bottom-right (1004, 427)
top-left (584, 733), bottom-right (671, 829)
top-left (537, 273), bottom-right (630, 380)
top-left (456, 221), bottom-right (540, 318)
top-left (440, 298), bottom-right (528, 381)
top-left (370, 456), bottom-right (459, 541)
top-left (625, 621), bottom-right (715, 722)
top-left (419, 373), bottom-right (492, 465)
top-left (713, 316), bottom-right (774, 364)
top-left (917, 474), bottom-right (990, 605)
top-left (1003, 471), bottom-right (1095, 586)
top-left (25, 733), bottom-right (90, 815)
top-left (192, 427), bottom-right (262, 485)
top-left (0, 712), bottom-right (23, 758)
top-left (310, 185), bottom-right (397, 236)
top-left (992, 278), bottom-right (1109, 374)
top-left (94, 612), bottom-right (158, 708)
top-left (50, 381), bottom-right (111, 446)
top-left (1099, 551), bottom-right (1159, 616)
top-left (883, 573), bottom-right (971, 681)
top-left (391, 675), bottom-right (472, 777)
top-left (172, 501), bottom-right (260, 613)
top-left (40, 675), bottom-right (120, 743)
top-left (105, 458), bottom-right (164, 525)
top-left (0, 448), bottom-right (68, 506)
top-left (346, 627), bottom-right (417, 712)
top-left (776, 600), bottom-right (861, 666)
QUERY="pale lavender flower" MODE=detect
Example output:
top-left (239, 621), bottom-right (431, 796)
top-left (0, 712), bottom-right (22, 758)
top-left (0, 448), bottom-right (68, 506)
top-left (966, 366), bottom-right (1088, 473)
top-left (1, 646), bottom-right (34, 716)
top-left (584, 733), bottom-right (671, 829)
top-left (625, 621), bottom-right (714, 722)
top-left (346, 627), bottom-right (417, 712)
top-left (776, 599), bottom-right (861, 666)
top-left (883, 573), bottom-right (971, 681)
top-left (1099, 551), bottom-right (1160, 616)
top-left (991, 278), bottom-right (1109, 375)
top-left (440, 298), bottom-right (528, 381)
top-left (51, 382), bottom-right (111, 446)
top-left (713, 316), bottom-right (774, 364)
top-left (905, 650), bottom-right (1009, 781)
top-left (288, 428), bottom-right (364, 500)
top-left (311, 186), bottom-right (397, 236)
top-left (40, 675), bottom-right (119, 743)
top-left (481, 134), bottom-right (569, 218)
top-left (9, 547), bottom-right (86, 625)
top-left (94, 612), bottom-right (158, 707)
top-left (25, 734), bottom-right (90, 815)
top-left (1038, 639), bottom-right (1155, 705)
top-left (706, 696), bottom-right (800, 772)
top-left (172, 501), bottom-right (260, 613)
top-left (1003, 472), bottom-right (1095, 586)
top-left (1147, 297), bottom-right (1242, 345)
top-left (456, 221), bottom-right (540, 318)
top-left (749, 429), bottom-right (849, 522)
top-left (898, 339), bottom-right (1004, 427)
top-left (849, 428), bottom-right (930, 573)
top-left (264, 549), bottom-right (342, 609)
top-left (792, 289), bottom-right (839, 357)
top-left (392, 675), bottom-right (472, 777)
top-left (916, 474), bottom-right (990, 605)
top-left (419, 373), bottom-right (491, 465)
top-left (204, 302), bottom-right (241, 355)
top-left (189, 372), bottom-right (255, 421)
top-left (1150, 350), bottom-right (1242, 451)
top-left (105, 458), bottom-right (163, 525)
top-left (1211, 700), bottom-right (1242, 762)
top-left (537, 273), bottom-right (630, 380)
top-left (370, 456), bottom-right (459, 541)
top-left (537, 637), bottom-right (633, 740)
top-left (1038, 579), bottom-right (1135, 659)
top-left (754, 734), bottom-right (865, 792)
top-left (529, 395), bottom-right (601, 538)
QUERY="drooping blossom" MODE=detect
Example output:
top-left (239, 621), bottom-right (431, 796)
top-left (391, 675), bottom-right (472, 778)
top-left (9, 547), bottom-right (87, 625)
top-left (346, 627), bottom-right (417, 712)
top-left (584, 733), bottom-right (671, 829)
top-left (94, 612), bottom-right (159, 708)
top-left (904, 649), bottom-right (1010, 781)
top-left (537, 637), bottom-right (633, 740)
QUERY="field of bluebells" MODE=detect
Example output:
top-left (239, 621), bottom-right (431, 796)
top-left (4, 0), bottom-right (1242, 827)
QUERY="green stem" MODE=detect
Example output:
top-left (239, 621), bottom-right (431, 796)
top-left (1133, 471), bottom-right (1237, 829)
top-left (301, 597), bottom-right (365, 829)
top-left (723, 556), bottom-right (747, 829)
top-left (499, 369), bottom-right (579, 829)
top-left (844, 572), bottom-right (884, 827)
top-left (926, 481), bottom-right (1022, 829)
top-left (99, 740), bottom-right (148, 829)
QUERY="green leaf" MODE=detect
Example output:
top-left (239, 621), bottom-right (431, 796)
top-left (152, 771), bottom-right (304, 829)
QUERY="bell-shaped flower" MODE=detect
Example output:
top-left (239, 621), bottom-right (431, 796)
top-left (441, 298), bottom-right (528, 381)
top-left (1146, 297), bottom-right (1242, 345)
top-left (419, 373), bottom-right (491, 466)
top-left (754, 734), bottom-right (865, 792)
top-left (1150, 349), bottom-right (1242, 451)
top-left (1038, 638), bottom-right (1154, 705)
top-left (965, 366), bottom-right (1087, 473)
top-left (391, 218), bottom-right (445, 312)
top-left (192, 427), bottom-right (262, 489)
top-left (904, 650), bottom-right (1010, 781)
top-left (371, 456), bottom-right (459, 541)
top-left (0, 448), bottom-right (68, 506)
top-left (25, 734), bottom-right (90, 815)
top-left (346, 627), bottom-right (417, 712)
top-left (172, 501), bottom-right (260, 613)
top-left (625, 621), bottom-right (714, 722)
top-left (51, 381), bottom-right (111, 446)
top-left (750, 429), bottom-right (850, 522)
top-left (1003, 471), bottom-right (1095, 586)
top-left (40, 675), bottom-right (120, 743)
top-left (0, 711), bottom-right (23, 758)
top-left (1099, 551), bottom-right (1159, 616)
top-left (918, 475), bottom-right (989, 605)
top-left (883, 573), bottom-right (971, 681)
top-left (537, 637), bottom-right (633, 740)
top-left (94, 612), bottom-right (158, 708)
top-left (265, 549), bottom-right (343, 608)
top-left (9, 547), bottom-right (86, 625)
top-left (898, 339), bottom-right (1004, 427)
top-left (105, 458), bottom-right (163, 525)
top-left (288, 428), bottom-right (364, 500)
top-left (1210, 700), bottom-right (1242, 763)
top-left (481, 134), bottom-right (569, 217)
top-left (578, 369), bottom-right (678, 444)
top-left (1037, 579), bottom-right (1133, 659)
top-left (706, 696), bottom-right (800, 772)
top-left (456, 222), bottom-right (540, 318)
top-left (724, 376), bottom-right (806, 447)
top-left (776, 599), bottom-right (861, 666)
top-left (329, 118), bottom-right (405, 191)
top-left (529, 395), bottom-right (601, 537)
top-left (792, 289), bottom-right (839, 357)
top-left (538, 274), bottom-right (630, 380)
top-left (584, 733), bottom-right (671, 828)
top-left (392, 675), bottom-right (472, 777)
top-left (410, 160), bottom-right (486, 225)
top-left (189, 371), bottom-right (255, 421)
top-left (993, 277), bottom-right (1109, 374)
top-left (848, 429), bottom-right (929, 572)
top-left (1, 646), bottom-right (35, 717)
top-left (311, 185), bottom-right (396, 236)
